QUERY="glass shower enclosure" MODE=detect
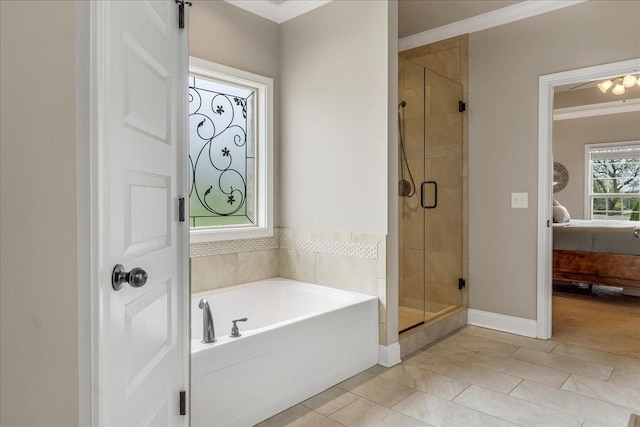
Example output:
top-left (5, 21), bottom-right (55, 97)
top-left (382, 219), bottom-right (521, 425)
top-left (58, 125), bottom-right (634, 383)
top-left (398, 58), bottom-right (464, 333)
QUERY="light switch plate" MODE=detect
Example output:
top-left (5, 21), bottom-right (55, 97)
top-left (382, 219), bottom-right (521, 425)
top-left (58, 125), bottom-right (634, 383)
top-left (511, 192), bottom-right (528, 208)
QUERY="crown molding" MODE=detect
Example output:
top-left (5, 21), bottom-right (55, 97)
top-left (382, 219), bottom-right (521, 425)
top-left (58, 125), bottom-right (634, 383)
top-left (224, 0), bottom-right (332, 24)
top-left (554, 98), bottom-right (640, 121)
top-left (279, 0), bottom-right (332, 23)
top-left (224, 0), bottom-right (278, 22)
top-left (399, 0), bottom-right (587, 52)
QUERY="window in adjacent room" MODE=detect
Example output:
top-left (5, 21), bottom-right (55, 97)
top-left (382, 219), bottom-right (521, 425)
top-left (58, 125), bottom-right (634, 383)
top-left (585, 141), bottom-right (640, 221)
top-left (188, 58), bottom-right (273, 242)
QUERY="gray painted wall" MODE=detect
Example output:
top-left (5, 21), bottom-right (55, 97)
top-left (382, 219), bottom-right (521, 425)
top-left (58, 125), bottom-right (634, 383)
top-left (189, 0), bottom-right (279, 79)
top-left (1, 1), bottom-right (80, 425)
top-left (279, 0), bottom-right (390, 234)
top-left (553, 112), bottom-right (640, 219)
top-left (468, 0), bottom-right (640, 320)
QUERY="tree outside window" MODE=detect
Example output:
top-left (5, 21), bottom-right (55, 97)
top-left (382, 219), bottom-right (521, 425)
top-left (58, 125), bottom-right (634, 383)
top-left (587, 142), bottom-right (640, 221)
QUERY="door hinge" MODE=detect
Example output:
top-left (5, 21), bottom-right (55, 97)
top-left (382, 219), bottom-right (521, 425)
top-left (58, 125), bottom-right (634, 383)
top-left (175, 0), bottom-right (192, 30)
top-left (179, 390), bottom-right (186, 416)
top-left (458, 101), bottom-right (466, 113)
top-left (178, 197), bottom-right (185, 222)
top-left (458, 278), bottom-right (466, 290)
top-left (547, 220), bottom-right (550, 227)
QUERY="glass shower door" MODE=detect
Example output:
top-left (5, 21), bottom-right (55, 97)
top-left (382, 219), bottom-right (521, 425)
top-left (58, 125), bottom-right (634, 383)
top-left (422, 68), bottom-right (464, 321)
top-left (398, 59), bottom-right (464, 334)
top-left (398, 58), bottom-right (426, 332)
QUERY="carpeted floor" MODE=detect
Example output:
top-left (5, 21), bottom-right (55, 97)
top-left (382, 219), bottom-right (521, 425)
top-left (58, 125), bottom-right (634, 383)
top-left (553, 284), bottom-right (640, 358)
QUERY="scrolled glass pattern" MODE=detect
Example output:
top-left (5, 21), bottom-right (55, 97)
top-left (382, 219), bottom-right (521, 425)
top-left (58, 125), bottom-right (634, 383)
top-left (189, 76), bottom-right (255, 227)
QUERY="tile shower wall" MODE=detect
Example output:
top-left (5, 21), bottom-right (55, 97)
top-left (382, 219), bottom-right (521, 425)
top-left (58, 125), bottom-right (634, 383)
top-left (398, 57), bottom-right (426, 311)
top-left (399, 35), bottom-right (469, 312)
top-left (190, 228), bottom-right (390, 345)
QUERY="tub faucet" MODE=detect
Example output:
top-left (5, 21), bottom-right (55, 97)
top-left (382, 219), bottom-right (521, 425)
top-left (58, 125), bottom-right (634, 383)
top-left (198, 298), bottom-right (216, 344)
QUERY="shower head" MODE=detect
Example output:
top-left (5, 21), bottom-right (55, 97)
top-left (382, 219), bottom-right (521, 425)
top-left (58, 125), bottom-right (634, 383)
top-left (399, 101), bottom-right (407, 108)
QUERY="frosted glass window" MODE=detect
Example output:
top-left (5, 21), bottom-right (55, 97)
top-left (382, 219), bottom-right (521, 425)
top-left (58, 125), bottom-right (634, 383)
top-left (188, 58), bottom-right (273, 242)
top-left (189, 76), bottom-right (255, 227)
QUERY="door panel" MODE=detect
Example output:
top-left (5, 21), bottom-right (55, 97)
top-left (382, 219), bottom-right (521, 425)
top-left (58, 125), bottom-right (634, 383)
top-left (124, 172), bottom-right (171, 257)
top-left (124, 279), bottom-right (173, 391)
top-left (123, 33), bottom-right (171, 143)
top-left (423, 69), bottom-right (463, 316)
top-left (398, 58), bottom-right (426, 332)
top-left (95, 1), bottom-right (188, 426)
top-left (398, 59), bottom-right (464, 333)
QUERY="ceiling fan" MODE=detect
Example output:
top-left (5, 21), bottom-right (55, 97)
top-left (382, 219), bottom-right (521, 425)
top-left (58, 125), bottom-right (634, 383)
top-left (567, 73), bottom-right (640, 96)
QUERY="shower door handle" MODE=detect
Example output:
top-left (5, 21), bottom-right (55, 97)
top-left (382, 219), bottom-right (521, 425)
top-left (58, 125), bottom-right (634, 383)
top-left (420, 181), bottom-right (437, 209)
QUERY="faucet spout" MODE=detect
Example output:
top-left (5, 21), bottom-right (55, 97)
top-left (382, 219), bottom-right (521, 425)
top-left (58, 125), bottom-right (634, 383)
top-left (198, 298), bottom-right (216, 344)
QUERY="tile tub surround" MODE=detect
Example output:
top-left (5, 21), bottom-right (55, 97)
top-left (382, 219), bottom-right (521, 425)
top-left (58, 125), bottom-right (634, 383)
top-left (259, 325), bottom-right (640, 427)
top-left (190, 228), bottom-right (389, 344)
top-left (190, 248), bottom-right (279, 293)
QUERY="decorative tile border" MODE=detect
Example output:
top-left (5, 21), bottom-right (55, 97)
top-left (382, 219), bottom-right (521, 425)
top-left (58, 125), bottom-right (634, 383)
top-left (190, 236), bottom-right (279, 258)
top-left (190, 234), bottom-right (378, 259)
top-left (279, 236), bottom-right (377, 259)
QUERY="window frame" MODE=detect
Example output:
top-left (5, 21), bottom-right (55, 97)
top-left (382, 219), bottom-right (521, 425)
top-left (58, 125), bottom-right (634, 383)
top-left (188, 57), bottom-right (273, 242)
top-left (584, 140), bottom-right (640, 221)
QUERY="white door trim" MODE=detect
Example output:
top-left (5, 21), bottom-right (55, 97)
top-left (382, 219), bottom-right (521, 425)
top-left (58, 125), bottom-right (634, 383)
top-left (177, 3), bottom-right (191, 421)
top-left (554, 98), bottom-right (640, 121)
top-left (536, 58), bottom-right (640, 339)
top-left (76, 1), bottom-right (92, 424)
top-left (89, 2), bottom-right (104, 423)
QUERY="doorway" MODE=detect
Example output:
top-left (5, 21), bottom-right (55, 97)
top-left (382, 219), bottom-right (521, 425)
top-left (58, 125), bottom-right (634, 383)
top-left (536, 58), bottom-right (640, 340)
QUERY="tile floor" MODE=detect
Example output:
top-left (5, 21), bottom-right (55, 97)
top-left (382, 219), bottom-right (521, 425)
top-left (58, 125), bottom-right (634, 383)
top-left (257, 325), bottom-right (640, 427)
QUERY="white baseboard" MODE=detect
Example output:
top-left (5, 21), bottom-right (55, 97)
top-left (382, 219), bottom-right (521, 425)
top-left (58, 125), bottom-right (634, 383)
top-left (378, 343), bottom-right (401, 367)
top-left (623, 288), bottom-right (640, 297)
top-left (467, 309), bottom-right (537, 338)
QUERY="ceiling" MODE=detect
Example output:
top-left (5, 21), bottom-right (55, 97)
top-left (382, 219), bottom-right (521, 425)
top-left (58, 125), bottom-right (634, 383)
top-left (555, 82), bottom-right (640, 109)
top-left (224, 0), bottom-right (330, 24)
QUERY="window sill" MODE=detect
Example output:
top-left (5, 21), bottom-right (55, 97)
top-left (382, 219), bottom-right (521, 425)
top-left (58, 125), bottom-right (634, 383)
top-left (190, 225), bottom-right (274, 243)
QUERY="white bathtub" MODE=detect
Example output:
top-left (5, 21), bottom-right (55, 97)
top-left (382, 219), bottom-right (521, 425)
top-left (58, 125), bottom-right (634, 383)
top-left (190, 278), bottom-right (379, 427)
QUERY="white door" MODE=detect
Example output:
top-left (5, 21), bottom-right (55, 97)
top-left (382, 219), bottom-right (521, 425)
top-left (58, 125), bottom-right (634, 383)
top-left (94, 1), bottom-right (189, 426)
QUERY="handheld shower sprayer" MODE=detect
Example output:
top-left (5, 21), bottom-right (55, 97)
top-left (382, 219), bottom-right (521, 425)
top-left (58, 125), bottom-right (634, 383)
top-left (398, 101), bottom-right (415, 197)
